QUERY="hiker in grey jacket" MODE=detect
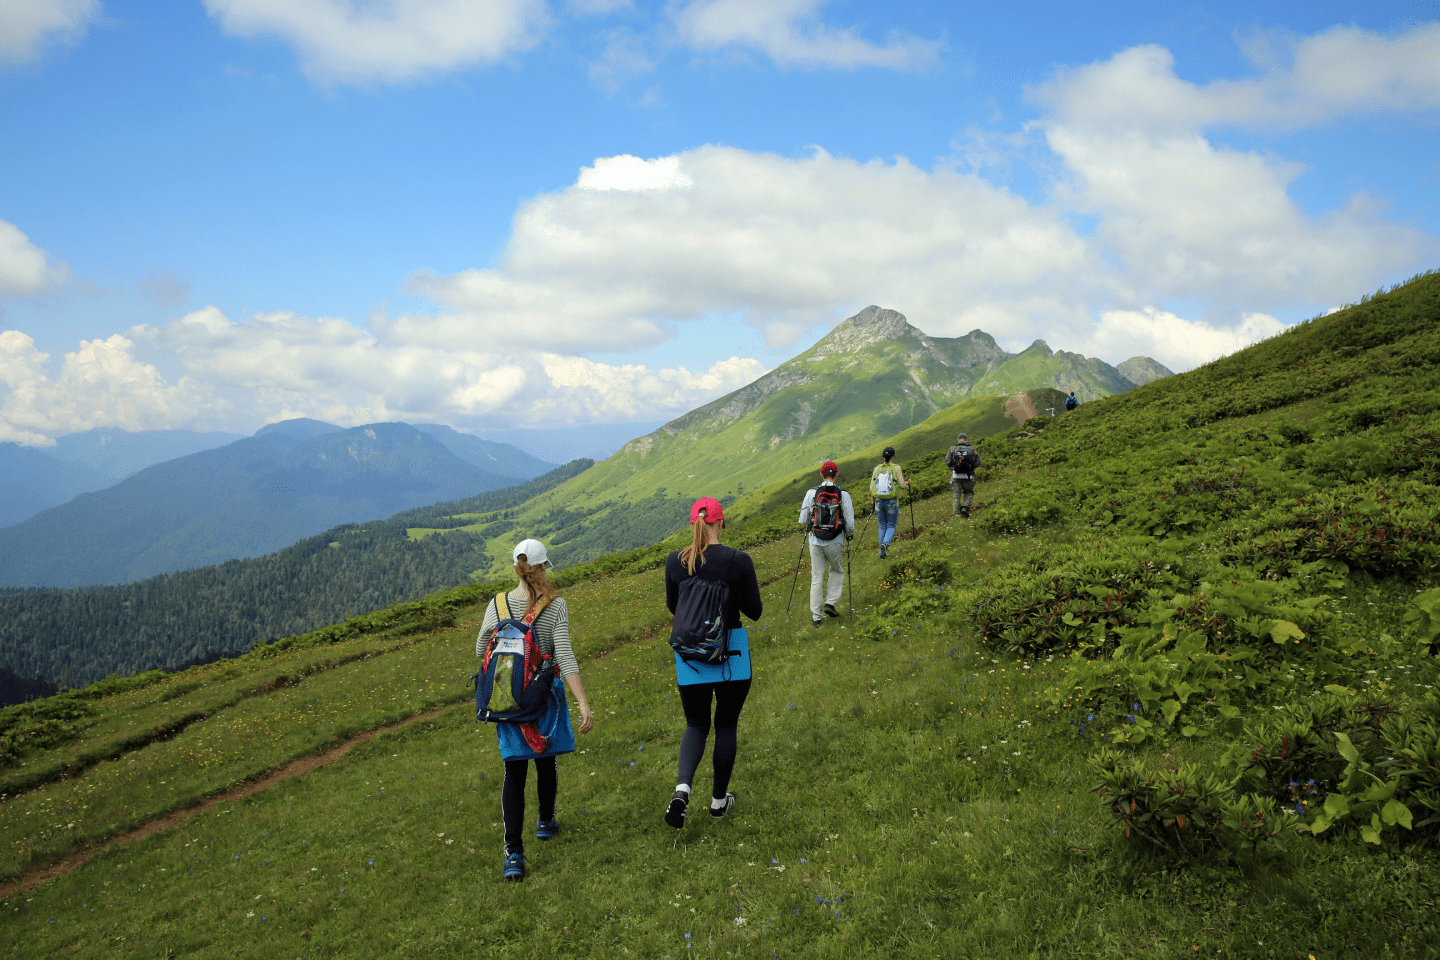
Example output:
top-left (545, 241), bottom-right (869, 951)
top-left (798, 461), bottom-right (855, 628)
top-left (946, 433), bottom-right (980, 518)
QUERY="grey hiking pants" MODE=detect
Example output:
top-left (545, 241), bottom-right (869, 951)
top-left (951, 477), bottom-right (975, 515)
top-left (809, 538), bottom-right (845, 619)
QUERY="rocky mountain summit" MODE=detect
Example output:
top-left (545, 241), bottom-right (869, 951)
top-left (651, 305), bottom-right (1166, 448)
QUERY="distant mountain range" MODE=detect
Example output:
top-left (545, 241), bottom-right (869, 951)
top-left (0, 428), bottom-right (243, 527)
top-left (0, 421), bottom-right (557, 588)
top-left (417, 305), bottom-right (1171, 573)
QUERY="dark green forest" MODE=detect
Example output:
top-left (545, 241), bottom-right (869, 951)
top-left (0, 460), bottom-right (591, 694)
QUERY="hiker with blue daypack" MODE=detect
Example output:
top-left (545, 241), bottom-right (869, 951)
top-left (662, 497), bottom-right (763, 829)
top-left (799, 461), bottom-right (855, 628)
top-left (870, 446), bottom-right (909, 560)
top-left (946, 433), bottom-right (981, 518)
top-left (1064, 392), bottom-right (1078, 411)
top-left (475, 538), bottom-right (594, 881)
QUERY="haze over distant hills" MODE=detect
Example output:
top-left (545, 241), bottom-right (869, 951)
top-left (0, 429), bottom-right (243, 528)
top-left (0, 422), bottom-right (557, 588)
top-left (415, 305), bottom-right (1171, 572)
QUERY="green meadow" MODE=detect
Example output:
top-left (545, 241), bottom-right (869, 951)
top-left (3, 272), bottom-right (1440, 958)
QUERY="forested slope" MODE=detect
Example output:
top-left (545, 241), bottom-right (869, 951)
top-left (0, 461), bottom-right (591, 691)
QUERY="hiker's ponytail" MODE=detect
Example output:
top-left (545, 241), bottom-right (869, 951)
top-left (514, 556), bottom-right (558, 615)
top-left (680, 506), bottom-right (722, 575)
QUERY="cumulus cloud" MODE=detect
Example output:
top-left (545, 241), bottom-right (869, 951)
top-left (671, 0), bottom-right (940, 71)
top-left (111, 306), bottom-right (767, 435)
top-left (1081, 307), bottom-right (1286, 373)
top-left (0, 330), bottom-right (210, 444)
top-left (0, 219), bottom-right (69, 297)
top-left (203, 0), bottom-right (549, 84)
top-left (395, 146), bottom-right (1102, 353)
top-left (1030, 35), bottom-right (1439, 312)
top-left (0, 0), bottom-right (99, 65)
top-left (1032, 25), bottom-right (1440, 134)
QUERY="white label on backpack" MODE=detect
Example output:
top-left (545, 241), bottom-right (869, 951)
top-left (494, 636), bottom-right (524, 655)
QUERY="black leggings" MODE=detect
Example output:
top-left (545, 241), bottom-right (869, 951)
top-left (502, 756), bottom-right (556, 856)
top-left (676, 679), bottom-right (752, 800)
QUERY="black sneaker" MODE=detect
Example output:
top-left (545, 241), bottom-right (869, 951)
top-left (710, 793), bottom-right (736, 819)
top-left (812, 618), bottom-right (823, 628)
top-left (824, 604), bottom-right (839, 618)
top-left (664, 793), bottom-right (688, 829)
top-left (879, 544), bottom-right (887, 559)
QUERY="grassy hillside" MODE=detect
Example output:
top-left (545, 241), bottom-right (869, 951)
top-left (425, 303), bottom-right (1119, 576)
top-left (2, 272), bottom-right (1436, 958)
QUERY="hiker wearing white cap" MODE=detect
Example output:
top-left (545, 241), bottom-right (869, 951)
top-left (476, 538), bottom-right (594, 881)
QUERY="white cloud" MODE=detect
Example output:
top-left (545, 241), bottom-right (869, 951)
top-left (203, 0), bottom-right (549, 84)
top-left (0, 330), bottom-right (210, 443)
top-left (78, 306), bottom-right (770, 436)
top-left (577, 154), bottom-right (691, 190)
top-left (0, 219), bottom-right (69, 297)
top-left (1082, 307), bottom-right (1286, 372)
top-left (1030, 35), bottom-right (1439, 311)
top-left (0, 0), bottom-right (98, 65)
top-left (1032, 26), bottom-right (1440, 135)
top-left (396, 146), bottom-right (1101, 353)
top-left (532, 353), bottom-right (766, 420)
top-left (671, 0), bottom-right (940, 71)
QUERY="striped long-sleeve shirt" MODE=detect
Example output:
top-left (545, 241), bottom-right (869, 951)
top-left (476, 590), bottom-right (580, 678)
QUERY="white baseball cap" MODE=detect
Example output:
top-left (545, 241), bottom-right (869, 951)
top-left (512, 538), bottom-right (549, 567)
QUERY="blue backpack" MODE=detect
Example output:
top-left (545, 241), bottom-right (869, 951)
top-left (476, 594), bottom-right (555, 727)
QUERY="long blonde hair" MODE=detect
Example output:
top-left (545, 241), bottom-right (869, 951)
top-left (514, 556), bottom-right (558, 615)
top-left (679, 507), bottom-right (723, 575)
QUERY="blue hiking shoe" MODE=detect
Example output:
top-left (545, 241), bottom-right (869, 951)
top-left (502, 852), bottom-right (526, 881)
top-left (536, 819), bottom-right (560, 840)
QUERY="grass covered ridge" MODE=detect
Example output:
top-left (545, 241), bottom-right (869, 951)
top-left (2, 272), bottom-right (1440, 957)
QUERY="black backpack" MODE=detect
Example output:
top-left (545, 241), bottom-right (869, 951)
top-left (1065, 396), bottom-right (1078, 410)
top-left (948, 444), bottom-right (980, 476)
top-left (809, 485), bottom-right (845, 541)
top-left (668, 556), bottom-right (738, 667)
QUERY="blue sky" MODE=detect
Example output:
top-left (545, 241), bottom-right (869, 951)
top-left (0, 0), bottom-right (1436, 444)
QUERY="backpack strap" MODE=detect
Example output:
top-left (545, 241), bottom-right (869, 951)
top-left (521, 595), bottom-right (551, 626)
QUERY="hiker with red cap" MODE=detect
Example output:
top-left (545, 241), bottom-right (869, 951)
top-left (798, 461), bottom-right (856, 628)
top-left (662, 497), bottom-right (764, 829)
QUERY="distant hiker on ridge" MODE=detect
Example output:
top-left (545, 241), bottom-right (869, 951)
top-left (662, 497), bottom-right (764, 829)
top-left (799, 461), bottom-right (855, 628)
top-left (475, 538), bottom-right (595, 882)
top-left (946, 433), bottom-right (981, 518)
top-left (869, 446), bottom-right (909, 560)
top-left (1065, 392), bottom-right (1078, 411)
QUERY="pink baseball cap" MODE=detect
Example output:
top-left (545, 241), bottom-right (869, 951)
top-left (690, 497), bottom-right (724, 524)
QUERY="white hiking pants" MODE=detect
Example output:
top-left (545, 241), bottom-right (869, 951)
top-left (809, 539), bottom-right (845, 620)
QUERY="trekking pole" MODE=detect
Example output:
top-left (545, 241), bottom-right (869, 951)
top-left (908, 488), bottom-right (916, 536)
top-left (784, 533), bottom-right (807, 617)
